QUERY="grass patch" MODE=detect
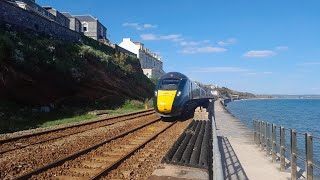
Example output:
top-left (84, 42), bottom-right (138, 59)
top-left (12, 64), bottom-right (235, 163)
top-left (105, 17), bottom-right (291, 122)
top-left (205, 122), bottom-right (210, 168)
top-left (0, 99), bottom-right (154, 134)
top-left (106, 100), bottom-right (147, 115)
top-left (39, 114), bottom-right (97, 128)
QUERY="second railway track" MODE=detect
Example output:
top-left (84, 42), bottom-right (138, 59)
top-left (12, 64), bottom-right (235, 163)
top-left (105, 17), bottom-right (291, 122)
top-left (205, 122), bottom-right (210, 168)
top-left (0, 110), bottom-right (160, 179)
top-left (0, 109), bottom-right (154, 154)
top-left (14, 118), bottom-right (174, 179)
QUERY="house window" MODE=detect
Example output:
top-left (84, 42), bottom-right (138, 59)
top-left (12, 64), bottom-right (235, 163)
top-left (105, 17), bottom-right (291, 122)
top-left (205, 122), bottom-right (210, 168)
top-left (82, 22), bottom-right (88, 32)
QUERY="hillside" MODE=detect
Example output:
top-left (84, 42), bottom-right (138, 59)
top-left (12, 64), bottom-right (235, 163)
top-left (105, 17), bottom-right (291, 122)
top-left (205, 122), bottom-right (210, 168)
top-left (0, 25), bottom-right (155, 132)
top-left (195, 81), bottom-right (256, 99)
top-left (215, 87), bottom-right (256, 99)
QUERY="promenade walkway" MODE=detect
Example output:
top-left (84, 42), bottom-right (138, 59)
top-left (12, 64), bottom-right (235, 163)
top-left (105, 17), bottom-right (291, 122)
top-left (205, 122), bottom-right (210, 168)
top-left (214, 100), bottom-right (291, 180)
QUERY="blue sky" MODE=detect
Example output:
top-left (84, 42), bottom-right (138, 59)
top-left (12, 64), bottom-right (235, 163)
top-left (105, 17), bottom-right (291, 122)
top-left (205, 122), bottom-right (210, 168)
top-left (37, 0), bottom-right (320, 95)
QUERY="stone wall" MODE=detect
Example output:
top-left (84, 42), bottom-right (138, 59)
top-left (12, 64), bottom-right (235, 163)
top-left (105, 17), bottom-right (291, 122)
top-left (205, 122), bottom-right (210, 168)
top-left (0, 1), bottom-right (82, 42)
top-left (46, 8), bottom-right (70, 28)
top-left (84, 21), bottom-right (98, 40)
top-left (69, 18), bottom-right (82, 33)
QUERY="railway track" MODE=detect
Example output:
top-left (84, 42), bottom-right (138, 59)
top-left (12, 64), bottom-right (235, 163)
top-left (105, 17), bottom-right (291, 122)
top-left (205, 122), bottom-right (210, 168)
top-left (0, 109), bottom-right (154, 154)
top-left (13, 118), bottom-right (174, 179)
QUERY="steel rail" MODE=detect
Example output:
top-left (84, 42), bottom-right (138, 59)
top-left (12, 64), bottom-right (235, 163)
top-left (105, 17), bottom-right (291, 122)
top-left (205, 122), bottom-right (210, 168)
top-left (0, 110), bottom-right (155, 154)
top-left (0, 108), bottom-right (154, 144)
top-left (13, 116), bottom-right (161, 180)
top-left (90, 121), bottom-right (176, 179)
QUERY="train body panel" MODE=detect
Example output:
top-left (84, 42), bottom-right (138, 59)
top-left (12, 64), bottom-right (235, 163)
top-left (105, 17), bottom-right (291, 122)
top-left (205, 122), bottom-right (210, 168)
top-left (156, 90), bottom-right (177, 114)
top-left (154, 72), bottom-right (208, 117)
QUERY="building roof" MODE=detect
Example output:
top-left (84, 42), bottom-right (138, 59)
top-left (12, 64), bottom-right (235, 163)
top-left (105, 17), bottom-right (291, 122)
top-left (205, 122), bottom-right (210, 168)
top-left (42, 6), bottom-right (54, 10)
top-left (161, 72), bottom-right (187, 80)
top-left (133, 42), bottom-right (144, 46)
top-left (61, 12), bottom-right (73, 18)
top-left (72, 15), bottom-right (98, 21)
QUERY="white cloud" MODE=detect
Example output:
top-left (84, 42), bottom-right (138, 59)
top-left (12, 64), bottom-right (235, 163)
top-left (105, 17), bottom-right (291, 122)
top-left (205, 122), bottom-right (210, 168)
top-left (159, 34), bottom-right (183, 41)
top-left (192, 67), bottom-right (248, 73)
top-left (143, 24), bottom-right (157, 29)
top-left (275, 46), bottom-right (289, 51)
top-left (180, 41), bottom-right (200, 46)
top-left (242, 71), bottom-right (273, 76)
top-left (122, 22), bottom-right (157, 30)
top-left (179, 40), bottom-right (210, 46)
top-left (244, 50), bottom-right (276, 58)
top-left (140, 33), bottom-right (183, 41)
top-left (140, 34), bottom-right (158, 40)
top-left (122, 22), bottom-right (138, 27)
top-left (217, 38), bottom-right (237, 46)
top-left (179, 46), bottom-right (227, 54)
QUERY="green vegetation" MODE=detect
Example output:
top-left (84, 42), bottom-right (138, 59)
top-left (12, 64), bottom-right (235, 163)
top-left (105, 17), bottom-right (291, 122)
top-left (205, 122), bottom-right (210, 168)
top-left (0, 26), bottom-right (156, 134)
top-left (106, 100), bottom-right (144, 115)
top-left (0, 27), bottom-right (150, 86)
top-left (0, 99), bottom-right (154, 133)
top-left (195, 81), bottom-right (256, 99)
top-left (216, 87), bottom-right (256, 99)
top-left (39, 114), bottom-right (97, 128)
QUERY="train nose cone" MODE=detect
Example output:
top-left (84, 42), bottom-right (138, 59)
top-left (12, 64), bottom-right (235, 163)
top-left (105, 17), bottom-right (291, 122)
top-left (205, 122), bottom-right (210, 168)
top-left (157, 90), bottom-right (177, 113)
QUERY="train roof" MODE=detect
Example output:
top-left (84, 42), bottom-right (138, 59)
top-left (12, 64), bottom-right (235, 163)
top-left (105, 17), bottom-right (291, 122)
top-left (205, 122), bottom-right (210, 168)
top-left (160, 72), bottom-right (188, 79)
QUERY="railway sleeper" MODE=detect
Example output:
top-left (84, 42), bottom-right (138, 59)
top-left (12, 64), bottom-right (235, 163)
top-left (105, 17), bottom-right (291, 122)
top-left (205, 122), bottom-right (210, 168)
top-left (27, 121), bottom-right (172, 180)
top-left (56, 175), bottom-right (88, 180)
top-left (92, 156), bottom-right (118, 162)
top-left (82, 161), bottom-right (109, 168)
top-left (69, 168), bottom-right (102, 176)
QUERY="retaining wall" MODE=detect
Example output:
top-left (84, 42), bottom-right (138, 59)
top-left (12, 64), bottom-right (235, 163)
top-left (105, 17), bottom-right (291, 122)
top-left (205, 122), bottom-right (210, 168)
top-left (0, 1), bottom-right (82, 42)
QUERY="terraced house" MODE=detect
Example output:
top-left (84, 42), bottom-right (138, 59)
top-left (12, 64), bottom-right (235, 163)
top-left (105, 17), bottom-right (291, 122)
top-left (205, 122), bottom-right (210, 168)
top-left (61, 12), bottom-right (82, 33)
top-left (8, 0), bottom-right (55, 20)
top-left (8, 0), bottom-right (70, 29)
top-left (71, 14), bottom-right (109, 44)
top-left (8, 0), bottom-right (109, 44)
top-left (119, 38), bottom-right (165, 79)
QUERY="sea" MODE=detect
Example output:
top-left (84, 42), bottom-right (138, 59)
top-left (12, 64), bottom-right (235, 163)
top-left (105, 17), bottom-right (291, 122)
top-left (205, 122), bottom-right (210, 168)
top-left (226, 98), bottom-right (320, 177)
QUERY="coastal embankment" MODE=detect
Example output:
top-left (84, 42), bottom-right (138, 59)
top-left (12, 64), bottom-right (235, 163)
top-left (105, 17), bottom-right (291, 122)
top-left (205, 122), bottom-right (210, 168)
top-left (214, 100), bottom-right (291, 179)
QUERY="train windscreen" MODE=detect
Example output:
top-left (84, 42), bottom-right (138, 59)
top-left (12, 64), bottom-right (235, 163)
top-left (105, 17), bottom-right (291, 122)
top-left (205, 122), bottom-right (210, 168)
top-left (159, 78), bottom-right (180, 90)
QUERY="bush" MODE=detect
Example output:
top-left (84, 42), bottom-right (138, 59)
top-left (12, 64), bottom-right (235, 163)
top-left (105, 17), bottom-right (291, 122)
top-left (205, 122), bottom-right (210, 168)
top-left (0, 33), bottom-right (15, 61)
top-left (122, 100), bottom-right (144, 109)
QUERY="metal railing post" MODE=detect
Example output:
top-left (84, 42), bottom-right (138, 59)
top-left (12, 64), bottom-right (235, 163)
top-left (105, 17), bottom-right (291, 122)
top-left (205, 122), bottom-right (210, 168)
top-left (261, 121), bottom-right (265, 151)
top-left (272, 124), bottom-right (277, 163)
top-left (258, 121), bottom-right (261, 147)
top-left (291, 129), bottom-right (297, 180)
top-left (266, 123), bottom-right (271, 156)
top-left (280, 126), bottom-right (285, 171)
top-left (306, 133), bottom-right (313, 180)
top-left (253, 120), bottom-right (257, 144)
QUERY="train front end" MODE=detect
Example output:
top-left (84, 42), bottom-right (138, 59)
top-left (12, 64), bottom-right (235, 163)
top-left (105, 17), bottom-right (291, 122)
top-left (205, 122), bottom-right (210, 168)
top-left (154, 73), bottom-right (188, 117)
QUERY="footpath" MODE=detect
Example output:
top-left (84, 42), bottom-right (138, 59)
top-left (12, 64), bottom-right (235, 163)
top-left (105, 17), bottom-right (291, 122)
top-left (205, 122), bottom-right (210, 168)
top-left (214, 100), bottom-right (291, 180)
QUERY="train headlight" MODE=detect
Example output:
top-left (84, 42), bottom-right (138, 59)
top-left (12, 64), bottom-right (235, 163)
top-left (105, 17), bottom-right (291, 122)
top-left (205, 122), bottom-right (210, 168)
top-left (155, 91), bottom-right (157, 97)
top-left (177, 91), bottom-right (181, 96)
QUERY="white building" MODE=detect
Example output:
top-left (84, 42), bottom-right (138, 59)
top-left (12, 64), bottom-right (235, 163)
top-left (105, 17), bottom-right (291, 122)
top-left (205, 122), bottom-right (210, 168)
top-left (118, 38), bottom-right (165, 79)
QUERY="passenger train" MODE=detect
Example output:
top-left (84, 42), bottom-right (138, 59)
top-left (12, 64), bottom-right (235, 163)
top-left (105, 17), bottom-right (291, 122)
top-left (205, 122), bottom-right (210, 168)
top-left (154, 72), bottom-right (208, 117)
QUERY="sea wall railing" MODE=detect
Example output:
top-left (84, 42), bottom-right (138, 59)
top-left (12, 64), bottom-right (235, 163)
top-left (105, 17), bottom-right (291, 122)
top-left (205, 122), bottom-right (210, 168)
top-left (253, 120), bottom-right (320, 180)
